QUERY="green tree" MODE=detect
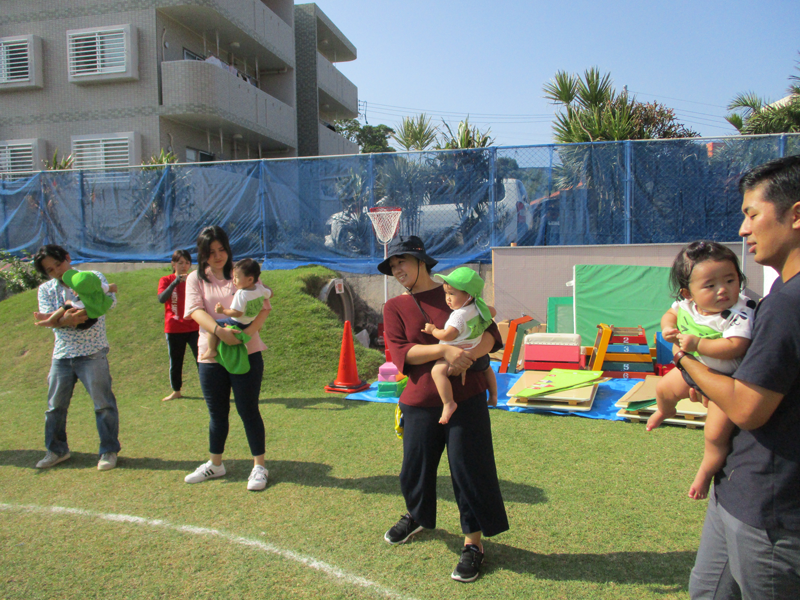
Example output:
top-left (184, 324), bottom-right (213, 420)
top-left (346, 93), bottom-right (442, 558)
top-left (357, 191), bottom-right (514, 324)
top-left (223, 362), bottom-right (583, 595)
top-left (357, 125), bottom-right (396, 153)
top-left (334, 119), bottom-right (361, 144)
top-left (725, 55), bottom-right (800, 134)
top-left (333, 119), bottom-right (396, 153)
top-left (543, 68), bottom-right (697, 142)
top-left (392, 113), bottom-right (439, 151)
top-left (435, 117), bottom-right (494, 149)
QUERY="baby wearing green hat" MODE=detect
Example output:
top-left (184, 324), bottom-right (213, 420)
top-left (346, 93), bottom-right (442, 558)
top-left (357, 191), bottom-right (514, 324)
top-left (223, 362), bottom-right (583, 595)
top-left (34, 269), bottom-right (117, 330)
top-left (424, 267), bottom-right (498, 424)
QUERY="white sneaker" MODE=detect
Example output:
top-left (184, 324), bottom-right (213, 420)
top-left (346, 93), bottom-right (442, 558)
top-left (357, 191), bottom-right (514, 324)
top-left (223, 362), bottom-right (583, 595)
top-left (36, 451), bottom-right (70, 469)
top-left (97, 452), bottom-right (117, 471)
top-left (247, 465), bottom-right (268, 491)
top-left (185, 460), bottom-right (226, 484)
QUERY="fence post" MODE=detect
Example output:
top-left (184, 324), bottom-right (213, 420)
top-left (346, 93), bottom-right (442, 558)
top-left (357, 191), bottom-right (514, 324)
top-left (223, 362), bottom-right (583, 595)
top-left (368, 153), bottom-right (375, 259)
top-left (165, 164), bottom-right (173, 252)
top-left (624, 140), bottom-right (632, 244)
top-left (489, 147), bottom-right (497, 248)
top-left (779, 133), bottom-right (787, 158)
top-left (79, 170), bottom-right (86, 251)
top-left (258, 161), bottom-right (268, 263)
top-left (1, 180), bottom-right (8, 250)
top-left (40, 172), bottom-right (48, 245)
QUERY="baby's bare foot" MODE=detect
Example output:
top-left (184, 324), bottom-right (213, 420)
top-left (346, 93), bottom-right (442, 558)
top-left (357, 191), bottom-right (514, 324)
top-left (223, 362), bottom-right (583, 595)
top-left (439, 402), bottom-right (457, 425)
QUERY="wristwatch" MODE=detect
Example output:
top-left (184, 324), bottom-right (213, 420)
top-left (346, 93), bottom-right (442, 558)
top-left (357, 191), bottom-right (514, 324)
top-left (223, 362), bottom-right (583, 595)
top-left (672, 350), bottom-right (696, 371)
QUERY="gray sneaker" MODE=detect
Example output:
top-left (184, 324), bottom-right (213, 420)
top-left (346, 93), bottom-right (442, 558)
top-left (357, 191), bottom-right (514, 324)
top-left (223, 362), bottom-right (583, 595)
top-left (97, 452), bottom-right (117, 471)
top-left (36, 451), bottom-right (71, 469)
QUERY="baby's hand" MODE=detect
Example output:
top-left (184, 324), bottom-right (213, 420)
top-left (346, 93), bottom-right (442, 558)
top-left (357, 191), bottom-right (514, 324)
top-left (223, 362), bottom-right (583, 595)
top-left (423, 323), bottom-right (436, 334)
top-left (661, 327), bottom-right (679, 344)
top-left (214, 302), bottom-right (224, 314)
top-left (677, 333), bottom-right (700, 353)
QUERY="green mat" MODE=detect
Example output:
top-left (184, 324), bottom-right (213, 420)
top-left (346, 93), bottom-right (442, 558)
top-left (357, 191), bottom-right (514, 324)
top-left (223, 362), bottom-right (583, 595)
top-left (546, 296), bottom-right (574, 333)
top-left (573, 264), bottom-right (672, 347)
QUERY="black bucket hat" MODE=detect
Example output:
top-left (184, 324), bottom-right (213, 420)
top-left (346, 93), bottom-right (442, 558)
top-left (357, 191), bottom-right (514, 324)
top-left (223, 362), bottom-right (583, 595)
top-left (377, 235), bottom-right (438, 276)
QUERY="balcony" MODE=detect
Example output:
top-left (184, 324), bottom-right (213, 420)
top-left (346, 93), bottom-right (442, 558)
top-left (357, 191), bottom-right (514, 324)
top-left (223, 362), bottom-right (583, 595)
top-left (161, 59), bottom-right (297, 151)
top-left (316, 53), bottom-right (357, 119)
top-left (318, 123), bottom-right (358, 156)
top-left (158, 0), bottom-right (294, 70)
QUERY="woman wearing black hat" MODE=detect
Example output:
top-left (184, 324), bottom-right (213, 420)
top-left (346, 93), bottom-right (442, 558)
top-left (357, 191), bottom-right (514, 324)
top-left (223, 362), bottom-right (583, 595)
top-left (378, 236), bottom-right (509, 583)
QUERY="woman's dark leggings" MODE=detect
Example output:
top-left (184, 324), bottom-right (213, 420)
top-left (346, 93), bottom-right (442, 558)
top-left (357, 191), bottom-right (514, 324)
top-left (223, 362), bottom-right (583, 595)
top-left (197, 351), bottom-right (265, 456)
top-left (399, 392), bottom-right (509, 537)
top-left (165, 331), bottom-right (199, 391)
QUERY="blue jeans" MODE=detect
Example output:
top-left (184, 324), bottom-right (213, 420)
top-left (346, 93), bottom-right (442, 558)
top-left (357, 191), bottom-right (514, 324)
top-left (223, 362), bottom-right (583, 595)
top-left (45, 348), bottom-right (121, 456)
top-left (197, 351), bottom-right (265, 456)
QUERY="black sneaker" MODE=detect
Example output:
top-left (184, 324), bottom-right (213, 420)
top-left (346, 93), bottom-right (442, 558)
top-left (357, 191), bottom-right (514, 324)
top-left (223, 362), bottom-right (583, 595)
top-left (384, 513), bottom-right (423, 545)
top-left (451, 544), bottom-right (484, 583)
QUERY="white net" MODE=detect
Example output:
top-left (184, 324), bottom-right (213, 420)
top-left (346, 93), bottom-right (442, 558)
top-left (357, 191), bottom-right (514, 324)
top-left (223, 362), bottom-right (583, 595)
top-left (367, 207), bottom-right (402, 245)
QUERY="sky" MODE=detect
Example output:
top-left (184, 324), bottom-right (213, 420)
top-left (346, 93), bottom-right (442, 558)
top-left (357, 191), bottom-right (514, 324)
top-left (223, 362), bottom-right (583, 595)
top-left (313, 0), bottom-right (800, 148)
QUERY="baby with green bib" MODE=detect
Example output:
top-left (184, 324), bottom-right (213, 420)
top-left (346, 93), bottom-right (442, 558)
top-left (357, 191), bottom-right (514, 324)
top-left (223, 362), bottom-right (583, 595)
top-left (647, 241), bottom-right (756, 501)
top-left (200, 258), bottom-right (272, 369)
top-left (34, 269), bottom-right (117, 330)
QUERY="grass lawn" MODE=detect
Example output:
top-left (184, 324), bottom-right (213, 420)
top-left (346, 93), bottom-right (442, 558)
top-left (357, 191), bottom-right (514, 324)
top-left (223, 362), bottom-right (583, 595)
top-left (0, 266), bottom-right (708, 599)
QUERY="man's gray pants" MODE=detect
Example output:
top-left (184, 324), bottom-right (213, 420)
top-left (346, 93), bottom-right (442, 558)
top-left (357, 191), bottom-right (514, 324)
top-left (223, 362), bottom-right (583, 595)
top-left (689, 490), bottom-right (800, 599)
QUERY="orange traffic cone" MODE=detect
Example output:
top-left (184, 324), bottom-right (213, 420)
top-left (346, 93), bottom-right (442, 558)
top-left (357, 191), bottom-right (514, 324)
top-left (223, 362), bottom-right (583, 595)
top-left (325, 320), bottom-right (370, 394)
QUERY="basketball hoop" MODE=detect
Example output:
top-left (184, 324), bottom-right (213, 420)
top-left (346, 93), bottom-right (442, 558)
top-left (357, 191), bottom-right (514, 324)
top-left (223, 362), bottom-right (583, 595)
top-left (368, 207), bottom-right (402, 304)
top-left (367, 207), bottom-right (402, 245)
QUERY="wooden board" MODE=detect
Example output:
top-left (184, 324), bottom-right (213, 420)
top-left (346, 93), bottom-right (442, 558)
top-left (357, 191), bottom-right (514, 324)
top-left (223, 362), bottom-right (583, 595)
top-left (507, 370), bottom-right (604, 404)
top-left (614, 375), bottom-right (660, 407)
top-left (507, 383), bottom-right (599, 412)
top-left (603, 352), bottom-right (653, 363)
top-left (617, 409), bottom-right (705, 429)
top-left (505, 319), bottom-right (541, 375)
top-left (498, 316), bottom-right (534, 374)
top-left (587, 324), bottom-right (612, 371)
top-left (622, 397), bottom-right (708, 419)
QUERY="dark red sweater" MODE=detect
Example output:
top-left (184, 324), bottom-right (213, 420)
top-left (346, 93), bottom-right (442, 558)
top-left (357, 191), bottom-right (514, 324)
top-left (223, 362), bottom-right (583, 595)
top-left (383, 285), bottom-right (502, 408)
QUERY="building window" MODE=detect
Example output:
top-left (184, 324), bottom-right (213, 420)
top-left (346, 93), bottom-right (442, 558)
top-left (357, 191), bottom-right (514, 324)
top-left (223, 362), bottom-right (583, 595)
top-left (186, 148), bottom-right (214, 162)
top-left (0, 139), bottom-right (40, 176)
top-left (0, 35), bottom-right (43, 90)
top-left (71, 133), bottom-right (139, 170)
top-left (67, 25), bottom-right (138, 83)
top-left (183, 48), bottom-right (204, 61)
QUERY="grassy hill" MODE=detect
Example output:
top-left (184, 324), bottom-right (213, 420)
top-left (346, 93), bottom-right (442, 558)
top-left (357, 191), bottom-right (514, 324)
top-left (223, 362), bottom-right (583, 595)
top-left (2, 265), bottom-right (385, 402)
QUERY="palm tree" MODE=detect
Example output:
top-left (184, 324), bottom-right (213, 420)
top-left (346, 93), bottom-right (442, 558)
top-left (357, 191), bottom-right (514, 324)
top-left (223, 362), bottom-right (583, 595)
top-left (726, 55), bottom-right (800, 134)
top-left (392, 113), bottom-right (439, 151)
top-left (543, 68), bottom-right (637, 143)
top-left (435, 117), bottom-right (494, 149)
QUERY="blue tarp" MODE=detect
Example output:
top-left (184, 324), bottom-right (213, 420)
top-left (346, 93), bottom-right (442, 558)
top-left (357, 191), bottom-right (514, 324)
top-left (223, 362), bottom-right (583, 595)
top-left (2, 134), bottom-right (798, 273)
top-left (346, 362), bottom-right (641, 421)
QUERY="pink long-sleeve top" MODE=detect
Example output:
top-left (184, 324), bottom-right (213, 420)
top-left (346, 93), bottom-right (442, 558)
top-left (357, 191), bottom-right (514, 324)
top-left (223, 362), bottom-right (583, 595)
top-left (184, 267), bottom-right (269, 363)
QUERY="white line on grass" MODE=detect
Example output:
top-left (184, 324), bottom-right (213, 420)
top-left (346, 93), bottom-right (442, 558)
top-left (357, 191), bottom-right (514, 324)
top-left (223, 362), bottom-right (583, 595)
top-left (0, 502), bottom-right (419, 600)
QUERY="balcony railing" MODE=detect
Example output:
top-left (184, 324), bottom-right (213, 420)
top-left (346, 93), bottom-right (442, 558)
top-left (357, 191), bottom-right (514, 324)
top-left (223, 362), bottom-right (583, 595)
top-left (316, 53), bottom-right (357, 118)
top-left (161, 59), bottom-right (296, 149)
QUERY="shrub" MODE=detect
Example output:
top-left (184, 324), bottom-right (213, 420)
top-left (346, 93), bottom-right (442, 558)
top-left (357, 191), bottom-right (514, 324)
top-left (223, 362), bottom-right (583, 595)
top-left (0, 251), bottom-right (47, 297)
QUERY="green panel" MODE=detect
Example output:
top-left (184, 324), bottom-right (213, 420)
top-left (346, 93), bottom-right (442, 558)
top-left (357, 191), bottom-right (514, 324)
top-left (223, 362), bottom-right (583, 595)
top-left (546, 296), bottom-right (574, 333)
top-left (574, 264), bottom-right (672, 346)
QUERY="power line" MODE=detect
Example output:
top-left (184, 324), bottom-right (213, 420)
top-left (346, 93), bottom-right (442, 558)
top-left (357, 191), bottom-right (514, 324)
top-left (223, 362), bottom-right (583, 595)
top-left (628, 89), bottom-right (729, 109)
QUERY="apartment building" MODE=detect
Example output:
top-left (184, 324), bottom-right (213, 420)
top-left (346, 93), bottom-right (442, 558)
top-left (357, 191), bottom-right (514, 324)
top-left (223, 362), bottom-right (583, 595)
top-left (0, 0), bottom-right (358, 175)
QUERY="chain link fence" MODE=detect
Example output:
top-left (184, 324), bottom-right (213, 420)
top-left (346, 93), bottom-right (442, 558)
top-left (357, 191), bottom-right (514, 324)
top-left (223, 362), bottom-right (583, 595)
top-left (1, 134), bottom-right (798, 273)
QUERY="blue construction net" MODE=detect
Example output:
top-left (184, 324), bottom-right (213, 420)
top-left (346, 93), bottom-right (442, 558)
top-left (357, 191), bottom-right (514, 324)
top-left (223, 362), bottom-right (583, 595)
top-left (2, 134), bottom-right (798, 274)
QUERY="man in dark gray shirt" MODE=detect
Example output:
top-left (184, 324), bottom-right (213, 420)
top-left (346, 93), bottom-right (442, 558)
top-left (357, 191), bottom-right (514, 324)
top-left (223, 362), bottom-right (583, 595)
top-left (672, 155), bottom-right (800, 599)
